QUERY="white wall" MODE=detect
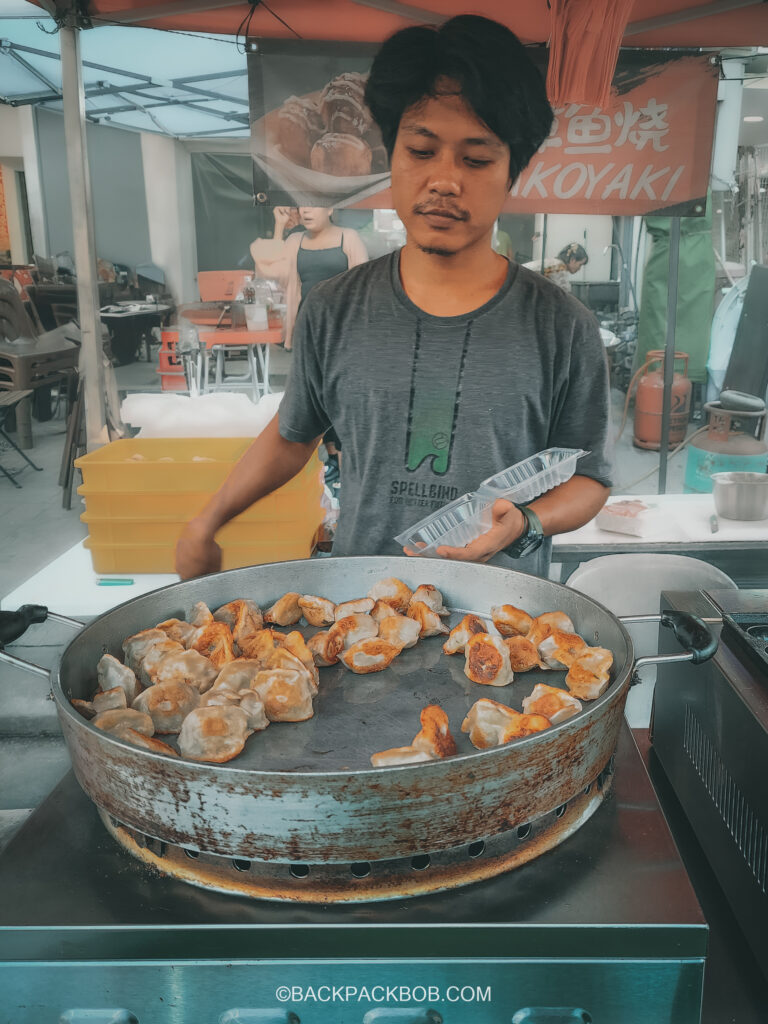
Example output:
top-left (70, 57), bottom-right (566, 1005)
top-left (140, 133), bottom-right (198, 305)
top-left (532, 212), bottom-right (613, 282)
top-left (0, 105), bottom-right (23, 157)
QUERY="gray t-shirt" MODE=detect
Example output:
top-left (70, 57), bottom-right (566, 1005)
top-left (279, 250), bottom-right (613, 576)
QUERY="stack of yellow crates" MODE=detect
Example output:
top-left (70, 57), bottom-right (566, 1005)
top-left (75, 438), bottom-right (325, 573)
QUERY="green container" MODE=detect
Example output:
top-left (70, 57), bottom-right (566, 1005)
top-left (684, 446), bottom-right (768, 493)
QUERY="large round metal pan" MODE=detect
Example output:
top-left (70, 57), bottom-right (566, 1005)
top-left (51, 556), bottom-right (635, 865)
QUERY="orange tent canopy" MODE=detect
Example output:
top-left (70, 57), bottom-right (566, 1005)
top-left (30, 0), bottom-right (768, 46)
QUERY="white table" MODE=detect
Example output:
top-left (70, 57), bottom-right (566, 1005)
top-left (552, 493), bottom-right (768, 587)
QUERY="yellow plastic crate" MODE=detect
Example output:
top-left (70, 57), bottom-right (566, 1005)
top-left (77, 486), bottom-right (321, 522)
top-left (84, 534), bottom-right (318, 574)
top-left (81, 508), bottom-right (323, 546)
top-left (74, 438), bottom-right (321, 493)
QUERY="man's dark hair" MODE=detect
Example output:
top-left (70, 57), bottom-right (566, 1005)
top-left (365, 15), bottom-right (554, 183)
top-left (557, 242), bottom-right (589, 265)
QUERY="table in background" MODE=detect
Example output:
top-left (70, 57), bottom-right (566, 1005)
top-left (100, 302), bottom-right (171, 365)
top-left (552, 492), bottom-right (768, 587)
top-left (196, 316), bottom-right (283, 398)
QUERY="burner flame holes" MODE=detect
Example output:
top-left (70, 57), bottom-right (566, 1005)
top-left (517, 823), bottom-right (532, 840)
top-left (411, 854), bottom-right (431, 871)
top-left (289, 863), bottom-right (310, 879)
top-left (468, 840), bottom-right (486, 858)
top-left (351, 861), bottom-right (371, 878)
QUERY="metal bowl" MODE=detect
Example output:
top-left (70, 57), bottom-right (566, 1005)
top-left (711, 471), bottom-right (768, 521)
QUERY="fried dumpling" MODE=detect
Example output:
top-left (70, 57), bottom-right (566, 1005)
top-left (71, 698), bottom-right (96, 719)
top-left (178, 705), bottom-right (252, 763)
top-left (97, 653), bottom-right (140, 703)
top-left (538, 629), bottom-right (588, 670)
top-left (238, 691), bottom-right (269, 732)
top-left (307, 630), bottom-right (339, 667)
top-left (367, 577), bottom-right (413, 613)
top-left (213, 599), bottom-right (263, 641)
top-left (212, 658), bottom-right (263, 692)
top-left (150, 649), bottom-right (219, 693)
top-left (378, 613), bottom-right (421, 651)
top-left (522, 682), bottom-right (582, 724)
top-left (298, 595), bottom-right (336, 627)
top-left (155, 618), bottom-right (198, 648)
top-left (122, 628), bottom-right (168, 673)
top-left (250, 668), bottom-right (315, 722)
top-left (463, 633), bottom-right (514, 686)
top-left (443, 614), bottom-right (487, 655)
top-left (410, 584), bottom-right (449, 617)
top-left (490, 604), bottom-right (534, 638)
top-left (200, 687), bottom-right (242, 708)
top-left (121, 729), bottom-right (179, 757)
top-left (504, 635), bottom-right (541, 672)
top-left (407, 600), bottom-right (450, 638)
top-left (461, 698), bottom-right (550, 749)
top-left (371, 599), bottom-right (398, 623)
top-left (263, 592), bottom-right (303, 626)
top-left (190, 622), bottom-right (237, 669)
top-left (328, 613), bottom-right (378, 652)
top-left (340, 637), bottom-right (400, 674)
top-left (267, 646), bottom-right (318, 695)
top-left (412, 704), bottom-right (457, 758)
top-left (92, 707), bottom-right (155, 738)
top-left (527, 612), bottom-right (576, 648)
top-left (92, 686), bottom-right (127, 714)
top-left (138, 638), bottom-right (185, 687)
top-left (281, 631), bottom-right (320, 689)
top-left (187, 601), bottom-right (214, 627)
top-left (132, 680), bottom-right (200, 734)
top-left (566, 647), bottom-right (613, 700)
top-left (237, 628), bottom-right (280, 666)
top-left (370, 745), bottom-right (435, 767)
top-left (334, 597), bottom-right (375, 619)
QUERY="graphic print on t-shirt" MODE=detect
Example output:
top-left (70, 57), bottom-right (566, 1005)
top-left (404, 320), bottom-right (473, 475)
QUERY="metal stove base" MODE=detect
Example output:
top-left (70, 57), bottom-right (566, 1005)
top-left (0, 724), bottom-right (707, 1024)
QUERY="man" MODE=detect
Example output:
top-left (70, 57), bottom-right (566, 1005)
top-left (176, 15), bottom-right (612, 581)
top-left (524, 242), bottom-right (589, 293)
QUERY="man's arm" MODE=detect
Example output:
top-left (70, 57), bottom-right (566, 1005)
top-left (431, 475), bottom-right (609, 563)
top-left (175, 414), bottom-right (321, 579)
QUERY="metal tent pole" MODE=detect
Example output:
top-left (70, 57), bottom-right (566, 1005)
top-left (59, 21), bottom-right (107, 451)
top-left (657, 216), bottom-right (681, 494)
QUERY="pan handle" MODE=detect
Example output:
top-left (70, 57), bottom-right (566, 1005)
top-left (621, 610), bottom-right (719, 671)
top-left (0, 606), bottom-right (83, 679)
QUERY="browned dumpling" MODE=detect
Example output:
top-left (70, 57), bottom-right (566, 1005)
top-left (412, 704), bottom-right (457, 758)
top-left (522, 682), bottom-right (582, 724)
top-left (443, 614), bottom-right (487, 655)
top-left (340, 638), bottom-right (400, 674)
top-left (307, 630), bottom-right (339, 667)
top-left (538, 629), bottom-right (587, 670)
top-left (213, 658), bottom-right (263, 692)
top-left (281, 631), bottom-right (320, 689)
top-left (250, 668), bottom-right (315, 722)
top-left (138, 638), bottom-right (185, 687)
top-left (370, 599), bottom-right (398, 623)
top-left (97, 653), bottom-right (140, 703)
top-left (461, 698), bottom-right (550, 749)
top-left (92, 687), bottom-right (127, 714)
top-left (190, 622), bottom-right (237, 669)
top-left (122, 628), bottom-right (168, 673)
top-left (237, 628), bottom-right (280, 665)
top-left (407, 600), bottom-right (450, 638)
top-left (370, 745), bottom-right (435, 767)
top-left (187, 602), bottom-right (214, 627)
top-left (367, 577), bottom-right (413, 613)
top-left (463, 633), bottom-right (514, 686)
top-left (566, 647), bottom-right (613, 700)
top-left (71, 698), bottom-right (96, 719)
top-left (214, 599), bottom-right (263, 641)
top-left (178, 705), bottom-right (252, 763)
top-left (150, 649), bottom-right (219, 693)
top-left (155, 618), bottom-right (197, 648)
top-left (200, 688), bottom-right (242, 708)
top-left (298, 595), bottom-right (336, 627)
top-left (121, 729), bottom-right (179, 757)
top-left (410, 584), bottom-right (449, 617)
top-left (263, 592), bottom-right (303, 626)
top-left (527, 612), bottom-right (576, 648)
top-left (378, 613), bottom-right (421, 651)
top-left (504, 635), bottom-right (541, 672)
top-left (238, 691), bottom-right (269, 732)
top-left (132, 680), bottom-right (200, 734)
top-left (92, 707), bottom-right (155, 738)
top-left (328, 613), bottom-right (378, 652)
top-left (267, 646), bottom-right (318, 695)
top-left (334, 597), bottom-right (374, 619)
top-left (490, 604), bottom-right (534, 638)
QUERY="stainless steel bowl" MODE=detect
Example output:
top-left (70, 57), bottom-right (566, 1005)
top-left (711, 471), bottom-right (768, 521)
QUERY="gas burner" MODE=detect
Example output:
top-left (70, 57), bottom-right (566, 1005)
top-left (721, 612), bottom-right (768, 677)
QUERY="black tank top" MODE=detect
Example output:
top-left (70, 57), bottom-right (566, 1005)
top-left (297, 233), bottom-right (349, 303)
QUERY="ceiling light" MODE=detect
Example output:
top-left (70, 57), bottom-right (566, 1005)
top-left (743, 115), bottom-right (765, 122)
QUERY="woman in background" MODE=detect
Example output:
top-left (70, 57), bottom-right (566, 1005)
top-left (523, 242), bottom-right (588, 292)
top-left (250, 206), bottom-right (368, 350)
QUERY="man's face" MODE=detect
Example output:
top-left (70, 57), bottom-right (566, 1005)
top-left (390, 86), bottom-right (512, 258)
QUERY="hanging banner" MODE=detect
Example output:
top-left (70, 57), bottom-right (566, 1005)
top-left (249, 47), bottom-right (718, 216)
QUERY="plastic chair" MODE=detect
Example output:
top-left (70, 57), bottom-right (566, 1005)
top-left (566, 553), bottom-right (737, 728)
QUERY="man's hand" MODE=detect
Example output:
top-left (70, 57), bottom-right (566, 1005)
top-left (175, 517), bottom-right (223, 580)
top-left (403, 499), bottom-right (526, 563)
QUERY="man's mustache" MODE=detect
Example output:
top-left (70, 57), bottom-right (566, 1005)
top-left (413, 202), bottom-right (469, 221)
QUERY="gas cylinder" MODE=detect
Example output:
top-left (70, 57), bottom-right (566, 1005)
top-left (684, 397), bottom-right (768, 493)
top-left (633, 350), bottom-right (693, 450)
